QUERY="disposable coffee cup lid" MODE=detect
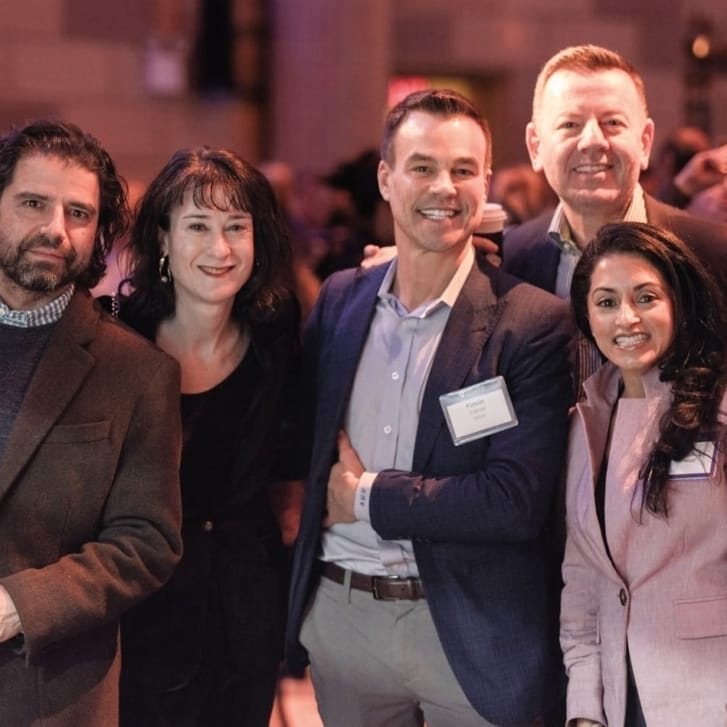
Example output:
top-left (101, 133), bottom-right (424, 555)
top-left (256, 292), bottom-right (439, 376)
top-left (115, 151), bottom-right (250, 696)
top-left (478, 203), bottom-right (507, 233)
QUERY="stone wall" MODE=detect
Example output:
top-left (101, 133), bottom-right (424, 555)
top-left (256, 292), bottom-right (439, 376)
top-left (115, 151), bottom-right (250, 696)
top-left (1, 0), bottom-right (725, 179)
top-left (0, 0), bottom-right (262, 183)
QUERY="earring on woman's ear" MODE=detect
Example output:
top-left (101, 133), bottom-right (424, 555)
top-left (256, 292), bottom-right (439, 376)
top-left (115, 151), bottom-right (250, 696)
top-left (159, 254), bottom-right (172, 284)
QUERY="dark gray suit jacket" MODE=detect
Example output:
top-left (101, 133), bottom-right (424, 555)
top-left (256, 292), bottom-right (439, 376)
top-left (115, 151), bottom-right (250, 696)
top-left (286, 254), bottom-right (574, 726)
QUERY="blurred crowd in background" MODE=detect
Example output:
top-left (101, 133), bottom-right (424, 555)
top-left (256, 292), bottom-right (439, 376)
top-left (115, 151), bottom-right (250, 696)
top-left (95, 124), bottom-right (726, 322)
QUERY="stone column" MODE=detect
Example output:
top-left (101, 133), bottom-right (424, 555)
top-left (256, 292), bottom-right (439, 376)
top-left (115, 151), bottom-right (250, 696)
top-left (269, 0), bottom-right (390, 173)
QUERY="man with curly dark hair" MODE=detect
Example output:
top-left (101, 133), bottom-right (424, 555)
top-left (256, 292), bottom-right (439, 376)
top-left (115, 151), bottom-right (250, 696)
top-left (0, 120), bottom-right (182, 726)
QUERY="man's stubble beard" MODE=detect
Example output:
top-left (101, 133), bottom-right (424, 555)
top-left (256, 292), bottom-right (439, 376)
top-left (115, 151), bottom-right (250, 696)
top-left (0, 230), bottom-right (86, 293)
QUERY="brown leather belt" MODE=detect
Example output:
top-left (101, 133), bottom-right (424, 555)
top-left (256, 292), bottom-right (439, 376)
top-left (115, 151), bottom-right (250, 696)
top-left (321, 562), bottom-right (425, 601)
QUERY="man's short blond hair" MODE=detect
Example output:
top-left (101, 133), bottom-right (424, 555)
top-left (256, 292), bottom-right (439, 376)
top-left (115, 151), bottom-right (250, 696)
top-left (531, 44), bottom-right (649, 122)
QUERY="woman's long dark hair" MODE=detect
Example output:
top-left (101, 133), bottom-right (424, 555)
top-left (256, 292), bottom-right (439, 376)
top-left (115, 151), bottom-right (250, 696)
top-left (122, 146), bottom-right (294, 333)
top-left (571, 221), bottom-right (727, 516)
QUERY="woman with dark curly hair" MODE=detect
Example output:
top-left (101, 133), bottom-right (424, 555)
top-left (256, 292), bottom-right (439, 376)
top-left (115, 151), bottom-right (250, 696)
top-left (561, 221), bottom-right (727, 727)
top-left (106, 147), bottom-right (299, 727)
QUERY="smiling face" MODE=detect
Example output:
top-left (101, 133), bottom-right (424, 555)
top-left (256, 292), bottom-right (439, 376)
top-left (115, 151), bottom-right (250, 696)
top-left (377, 111), bottom-right (489, 261)
top-left (0, 154), bottom-right (99, 309)
top-left (526, 69), bottom-right (654, 224)
top-left (587, 252), bottom-right (675, 397)
top-left (162, 187), bottom-right (254, 310)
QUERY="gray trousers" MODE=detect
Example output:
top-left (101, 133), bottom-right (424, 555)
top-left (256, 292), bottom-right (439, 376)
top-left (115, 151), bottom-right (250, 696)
top-left (300, 572), bottom-right (498, 727)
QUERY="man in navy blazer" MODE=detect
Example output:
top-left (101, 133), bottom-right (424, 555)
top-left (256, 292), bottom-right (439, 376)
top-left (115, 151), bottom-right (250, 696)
top-left (503, 44), bottom-right (727, 298)
top-left (286, 90), bottom-right (574, 726)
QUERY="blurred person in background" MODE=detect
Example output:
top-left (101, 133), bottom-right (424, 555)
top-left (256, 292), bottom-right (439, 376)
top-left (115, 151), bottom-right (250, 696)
top-left (642, 126), bottom-right (727, 212)
top-left (259, 159), bottom-right (323, 320)
top-left (640, 125), bottom-right (710, 204)
top-left (563, 221), bottom-right (727, 726)
top-left (687, 172), bottom-right (727, 223)
top-left (107, 146), bottom-right (299, 727)
top-left (490, 162), bottom-right (557, 225)
top-left (316, 149), bottom-right (394, 281)
top-left (91, 177), bottom-right (146, 297)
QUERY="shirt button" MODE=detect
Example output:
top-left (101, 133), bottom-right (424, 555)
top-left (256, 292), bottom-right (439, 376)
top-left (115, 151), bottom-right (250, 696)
top-left (392, 371), bottom-right (400, 380)
top-left (383, 425), bottom-right (392, 435)
top-left (202, 520), bottom-right (214, 533)
top-left (619, 588), bottom-right (627, 606)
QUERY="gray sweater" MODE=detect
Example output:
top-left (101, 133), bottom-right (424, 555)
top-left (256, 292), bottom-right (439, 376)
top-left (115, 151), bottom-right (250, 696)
top-left (0, 323), bottom-right (55, 461)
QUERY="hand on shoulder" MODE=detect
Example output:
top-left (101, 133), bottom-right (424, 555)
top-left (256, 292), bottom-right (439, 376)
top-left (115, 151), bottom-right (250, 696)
top-left (361, 244), bottom-right (397, 269)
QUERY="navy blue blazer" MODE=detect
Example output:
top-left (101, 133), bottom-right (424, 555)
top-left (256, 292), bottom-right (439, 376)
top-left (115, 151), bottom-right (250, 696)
top-left (286, 254), bottom-right (574, 726)
top-left (503, 195), bottom-right (727, 295)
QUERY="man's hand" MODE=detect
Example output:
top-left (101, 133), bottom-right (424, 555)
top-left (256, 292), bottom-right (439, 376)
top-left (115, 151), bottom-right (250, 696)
top-left (323, 430), bottom-right (364, 527)
top-left (472, 234), bottom-right (502, 266)
top-left (362, 235), bottom-right (502, 270)
top-left (361, 244), bottom-right (397, 269)
top-left (674, 144), bottom-right (727, 198)
top-left (0, 586), bottom-right (22, 643)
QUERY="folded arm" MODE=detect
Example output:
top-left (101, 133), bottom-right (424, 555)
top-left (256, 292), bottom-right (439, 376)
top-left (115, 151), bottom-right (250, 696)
top-left (367, 296), bottom-right (573, 543)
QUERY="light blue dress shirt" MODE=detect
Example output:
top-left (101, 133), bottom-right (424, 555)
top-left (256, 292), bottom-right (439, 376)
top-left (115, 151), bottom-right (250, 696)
top-left (320, 245), bottom-right (475, 576)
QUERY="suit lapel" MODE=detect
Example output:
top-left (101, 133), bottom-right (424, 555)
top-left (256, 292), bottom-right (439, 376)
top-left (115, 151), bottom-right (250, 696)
top-left (575, 367), bottom-right (628, 578)
top-left (644, 194), bottom-right (669, 227)
top-left (314, 266), bottom-right (386, 470)
top-left (505, 211), bottom-right (560, 292)
top-left (0, 292), bottom-right (97, 502)
top-left (414, 261), bottom-right (503, 470)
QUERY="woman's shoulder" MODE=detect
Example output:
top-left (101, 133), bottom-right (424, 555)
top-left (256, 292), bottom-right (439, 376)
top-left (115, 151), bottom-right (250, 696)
top-left (97, 293), bottom-right (159, 342)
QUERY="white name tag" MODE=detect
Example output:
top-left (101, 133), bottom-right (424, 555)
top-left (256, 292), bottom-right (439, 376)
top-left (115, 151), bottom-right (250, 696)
top-left (439, 376), bottom-right (518, 446)
top-left (669, 440), bottom-right (717, 479)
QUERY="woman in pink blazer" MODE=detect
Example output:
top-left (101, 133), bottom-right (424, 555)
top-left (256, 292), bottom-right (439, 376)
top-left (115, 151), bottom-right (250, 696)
top-left (561, 221), bottom-right (727, 726)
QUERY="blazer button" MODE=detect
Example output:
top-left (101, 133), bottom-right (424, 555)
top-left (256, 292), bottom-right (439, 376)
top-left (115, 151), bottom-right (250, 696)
top-left (202, 520), bottom-right (214, 533)
top-left (619, 588), bottom-right (628, 606)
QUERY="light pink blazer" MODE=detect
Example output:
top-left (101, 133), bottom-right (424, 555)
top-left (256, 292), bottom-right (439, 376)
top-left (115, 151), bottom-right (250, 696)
top-left (561, 363), bottom-right (727, 726)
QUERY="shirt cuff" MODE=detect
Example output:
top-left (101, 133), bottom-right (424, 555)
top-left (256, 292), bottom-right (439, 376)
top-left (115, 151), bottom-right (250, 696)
top-left (0, 585), bottom-right (22, 643)
top-left (353, 471), bottom-right (377, 522)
